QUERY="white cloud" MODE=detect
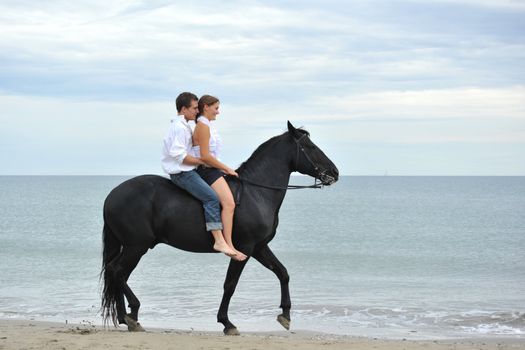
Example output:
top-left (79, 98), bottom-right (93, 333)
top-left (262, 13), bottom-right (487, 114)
top-left (418, 0), bottom-right (525, 10)
top-left (1, 1), bottom-right (524, 174)
top-left (311, 86), bottom-right (525, 121)
top-left (0, 2), bottom-right (304, 62)
top-left (1, 86), bottom-right (524, 175)
top-left (217, 86), bottom-right (525, 147)
top-left (1, 0), bottom-right (523, 102)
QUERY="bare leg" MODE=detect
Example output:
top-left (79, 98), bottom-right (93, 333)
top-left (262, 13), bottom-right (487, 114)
top-left (211, 177), bottom-right (247, 261)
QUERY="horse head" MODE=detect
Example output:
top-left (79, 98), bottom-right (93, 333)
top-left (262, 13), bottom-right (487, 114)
top-left (287, 121), bottom-right (339, 185)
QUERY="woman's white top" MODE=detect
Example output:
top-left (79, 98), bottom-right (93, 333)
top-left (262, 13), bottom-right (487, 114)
top-left (191, 116), bottom-right (223, 160)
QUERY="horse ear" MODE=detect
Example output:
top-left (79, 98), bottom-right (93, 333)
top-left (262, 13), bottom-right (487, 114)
top-left (287, 121), bottom-right (297, 135)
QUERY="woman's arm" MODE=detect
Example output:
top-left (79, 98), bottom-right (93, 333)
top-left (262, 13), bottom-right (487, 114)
top-left (194, 123), bottom-right (238, 176)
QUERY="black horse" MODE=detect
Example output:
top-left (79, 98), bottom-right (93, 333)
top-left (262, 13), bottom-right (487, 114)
top-left (101, 121), bottom-right (339, 335)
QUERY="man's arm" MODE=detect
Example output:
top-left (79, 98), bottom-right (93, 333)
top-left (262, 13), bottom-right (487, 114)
top-left (182, 154), bottom-right (204, 166)
top-left (169, 129), bottom-right (203, 166)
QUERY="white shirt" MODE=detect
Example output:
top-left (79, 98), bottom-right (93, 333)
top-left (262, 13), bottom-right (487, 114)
top-left (161, 115), bottom-right (196, 174)
top-left (190, 116), bottom-right (223, 160)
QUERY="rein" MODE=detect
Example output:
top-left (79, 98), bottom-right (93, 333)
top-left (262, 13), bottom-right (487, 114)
top-left (232, 177), bottom-right (322, 206)
top-left (239, 177), bottom-right (323, 191)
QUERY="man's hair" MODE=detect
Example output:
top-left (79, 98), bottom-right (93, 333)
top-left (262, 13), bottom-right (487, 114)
top-left (176, 92), bottom-right (198, 113)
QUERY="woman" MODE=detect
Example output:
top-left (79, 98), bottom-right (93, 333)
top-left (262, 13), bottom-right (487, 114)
top-left (192, 95), bottom-right (247, 261)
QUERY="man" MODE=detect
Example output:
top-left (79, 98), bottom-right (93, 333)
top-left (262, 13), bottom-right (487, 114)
top-left (161, 92), bottom-right (244, 261)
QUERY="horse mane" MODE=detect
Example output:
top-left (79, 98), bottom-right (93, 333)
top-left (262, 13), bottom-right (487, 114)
top-left (236, 128), bottom-right (310, 174)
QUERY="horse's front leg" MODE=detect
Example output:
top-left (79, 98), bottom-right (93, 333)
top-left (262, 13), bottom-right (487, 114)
top-left (217, 258), bottom-right (249, 335)
top-left (252, 244), bottom-right (291, 330)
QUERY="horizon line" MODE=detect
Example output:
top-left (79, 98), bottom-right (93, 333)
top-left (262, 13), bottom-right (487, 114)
top-left (1, 174), bottom-right (524, 177)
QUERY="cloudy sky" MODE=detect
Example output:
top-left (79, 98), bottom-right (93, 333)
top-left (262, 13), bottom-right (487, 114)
top-left (1, 0), bottom-right (524, 175)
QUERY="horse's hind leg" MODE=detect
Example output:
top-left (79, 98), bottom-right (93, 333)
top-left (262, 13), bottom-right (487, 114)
top-left (110, 254), bottom-right (128, 326)
top-left (115, 245), bottom-right (149, 332)
top-left (217, 258), bottom-right (249, 335)
top-left (252, 245), bottom-right (291, 330)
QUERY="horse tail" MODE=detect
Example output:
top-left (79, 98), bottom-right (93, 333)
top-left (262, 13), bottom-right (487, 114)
top-left (100, 217), bottom-right (122, 327)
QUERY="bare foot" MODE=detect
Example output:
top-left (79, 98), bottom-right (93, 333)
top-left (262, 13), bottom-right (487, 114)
top-left (232, 249), bottom-right (247, 261)
top-left (213, 242), bottom-right (237, 258)
top-left (225, 242), bottom-right (247, 261)
top-left (231, 253), bottom-right (246, 262)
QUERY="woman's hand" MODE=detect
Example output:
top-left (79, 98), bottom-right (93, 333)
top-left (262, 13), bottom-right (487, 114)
top-left (224, 167), bottom-right (239, 177)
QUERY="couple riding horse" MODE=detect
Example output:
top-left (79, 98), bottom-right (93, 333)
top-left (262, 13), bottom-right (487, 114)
top-left (101, 93), bottom-right (339, 335)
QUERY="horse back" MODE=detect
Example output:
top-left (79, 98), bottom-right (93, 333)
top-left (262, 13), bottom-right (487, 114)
top-left (104, 175), bottom-right (215, 252)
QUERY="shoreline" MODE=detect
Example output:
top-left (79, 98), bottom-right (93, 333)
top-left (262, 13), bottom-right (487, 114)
top-left (1, 319), bottom-right (524, 350)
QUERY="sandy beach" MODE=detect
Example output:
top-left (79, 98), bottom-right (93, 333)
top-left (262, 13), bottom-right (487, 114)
top-left (0, 319), bottom-right (523, 350)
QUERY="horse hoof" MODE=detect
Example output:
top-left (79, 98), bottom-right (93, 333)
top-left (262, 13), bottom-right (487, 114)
top-left (277, 314), bottom-right (290, 330)
top-left (124, 315), bottom-right (146, 332)
top-left (224, 327), bottom-right (240, 336)
top-left (131, 322), bottom-right (145, 332)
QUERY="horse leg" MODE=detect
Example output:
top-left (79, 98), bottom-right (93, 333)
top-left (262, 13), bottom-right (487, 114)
top-left (252, 245), bottom-right (291, 330)
top-left (115, 245), bottom-right (148, 332)
top-left (217, 258), bottom-right (249, 335)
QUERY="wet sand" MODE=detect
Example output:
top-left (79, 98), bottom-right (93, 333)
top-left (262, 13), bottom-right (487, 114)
top-left (1, 319), bottom-right (524, 350)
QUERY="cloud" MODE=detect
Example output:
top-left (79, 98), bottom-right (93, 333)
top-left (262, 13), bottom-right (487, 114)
top-left (2, 0), bottom-right (523, 101)
top-left (218, 86), bottom-right (525, 147)
top-left (419, 0), bottom-right (525, 10)
top-left (312, 86), bottom-right (525, 121)
top-left (0, 1), bottom-right (524, 174)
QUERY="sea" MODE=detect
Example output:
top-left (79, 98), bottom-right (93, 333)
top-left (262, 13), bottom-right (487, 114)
top-left (0, 176), bottom-right (524, 340)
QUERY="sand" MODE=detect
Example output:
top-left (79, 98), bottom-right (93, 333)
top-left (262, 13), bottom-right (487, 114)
top-left (0, 319), bottom-right (524, 350)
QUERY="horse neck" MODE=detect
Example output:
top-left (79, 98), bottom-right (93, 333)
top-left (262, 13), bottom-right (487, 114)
top-left (238, 143), bottom-right (293, 189)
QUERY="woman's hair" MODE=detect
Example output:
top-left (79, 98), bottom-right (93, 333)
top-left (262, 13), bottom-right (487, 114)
top-left (197, 95), bottom-right (220, 119)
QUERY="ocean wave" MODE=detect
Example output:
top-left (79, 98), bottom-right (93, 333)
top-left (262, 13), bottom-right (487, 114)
top-left (281, 305), bottom-right (525, 337)
top-left (461, 323), bottom-right (524, 335)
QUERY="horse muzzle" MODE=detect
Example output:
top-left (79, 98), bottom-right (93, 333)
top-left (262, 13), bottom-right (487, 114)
top-left (318, 168), bottom-right (339, 185)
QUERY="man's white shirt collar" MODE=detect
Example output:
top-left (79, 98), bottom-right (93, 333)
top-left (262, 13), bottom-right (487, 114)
top-left (172, 115), bottom-right (193, 130)
top-left (171, 114), bottom-right (187, 123)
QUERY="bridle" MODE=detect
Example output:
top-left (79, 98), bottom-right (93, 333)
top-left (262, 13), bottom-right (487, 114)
top-left (292, 133), bottom-right (336, 187)
top-left (237, 133), bottom-right (334, 191)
